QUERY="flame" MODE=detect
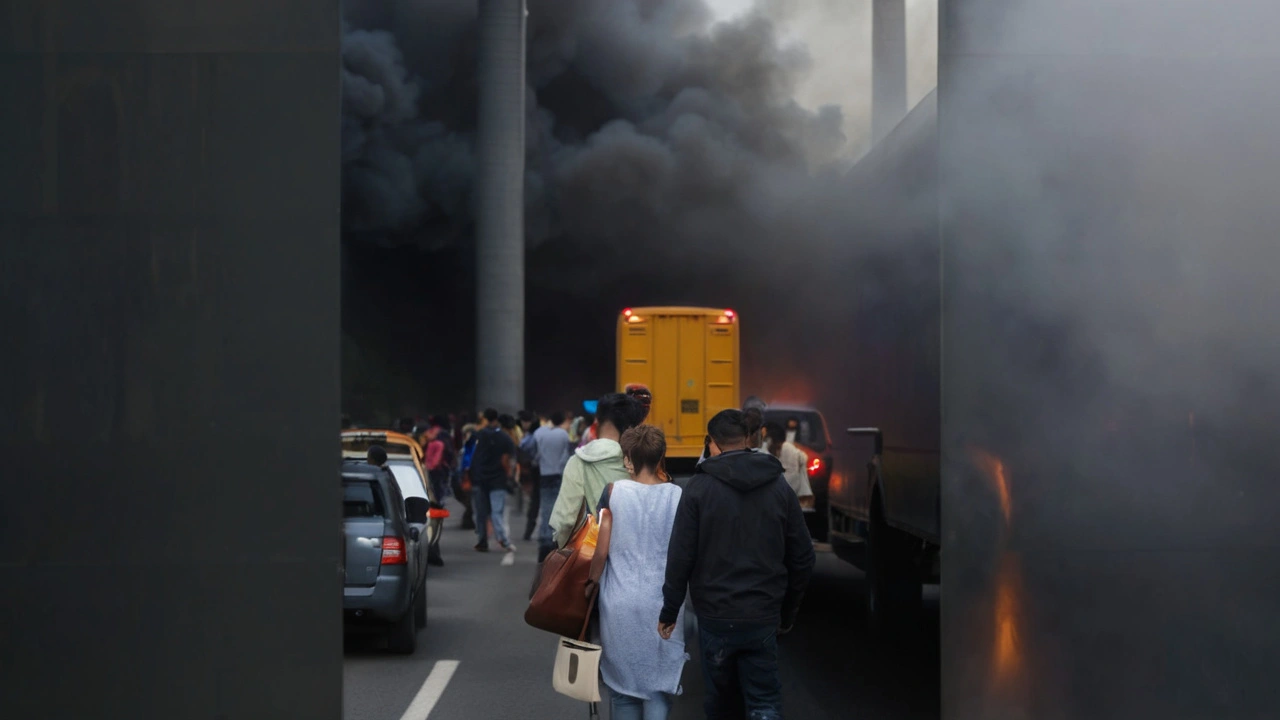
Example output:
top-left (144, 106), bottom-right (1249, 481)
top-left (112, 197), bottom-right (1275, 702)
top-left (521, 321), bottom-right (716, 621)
top-left (970, 448), bottom-right (1012, 525)
top-left (992, 556), bottom-right (1024, 683)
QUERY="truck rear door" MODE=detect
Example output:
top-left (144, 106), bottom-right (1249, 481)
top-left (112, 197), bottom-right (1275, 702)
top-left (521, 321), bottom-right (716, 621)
top-left (342, 479), bottom-right (389, 587)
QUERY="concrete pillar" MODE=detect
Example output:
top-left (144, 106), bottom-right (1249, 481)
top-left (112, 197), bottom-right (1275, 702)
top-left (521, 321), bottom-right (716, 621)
top-left (475, 0), bottom-right (528, 414)
top-left (0, 1), bottom-right (342, 717)
top-left (872, 0), bottom-right (908, 144)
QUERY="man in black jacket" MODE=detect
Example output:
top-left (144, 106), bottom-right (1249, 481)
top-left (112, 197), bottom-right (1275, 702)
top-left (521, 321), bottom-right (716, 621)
top-left (659, 410), bottom-right (815, 719)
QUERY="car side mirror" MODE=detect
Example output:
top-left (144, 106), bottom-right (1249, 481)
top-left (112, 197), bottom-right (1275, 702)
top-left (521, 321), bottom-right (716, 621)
top-left (408, 526), bottom-right (421, 542)
top-left (404, 497), bottom-right (430, 525)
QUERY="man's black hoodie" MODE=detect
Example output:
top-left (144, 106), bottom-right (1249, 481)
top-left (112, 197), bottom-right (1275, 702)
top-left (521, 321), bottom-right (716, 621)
top-left (660, 449), bottom-right (815, 628)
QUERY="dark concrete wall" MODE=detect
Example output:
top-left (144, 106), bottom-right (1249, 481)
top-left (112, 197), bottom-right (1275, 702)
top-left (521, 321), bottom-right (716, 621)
top-left (0, 2), bottom-right (342, 718)
top-left (940, 1), bottom-right (1280, 718)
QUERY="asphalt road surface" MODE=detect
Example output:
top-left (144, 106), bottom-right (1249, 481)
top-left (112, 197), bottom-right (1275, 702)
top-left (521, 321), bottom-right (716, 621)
top-left (344, 495), bottom-right (940, 720)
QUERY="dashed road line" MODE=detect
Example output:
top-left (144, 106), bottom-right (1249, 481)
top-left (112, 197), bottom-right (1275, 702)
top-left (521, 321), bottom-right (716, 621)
top-left (399, 660), bottom-right (460, 720)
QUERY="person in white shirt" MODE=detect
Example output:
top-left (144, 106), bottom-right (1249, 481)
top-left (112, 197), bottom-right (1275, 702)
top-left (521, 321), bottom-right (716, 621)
top-left (764, 422), bottom-right (814, 510)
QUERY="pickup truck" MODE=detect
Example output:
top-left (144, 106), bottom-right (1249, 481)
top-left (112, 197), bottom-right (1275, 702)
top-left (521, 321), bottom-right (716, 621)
top-left (828, 427), bottom-right (939, 630)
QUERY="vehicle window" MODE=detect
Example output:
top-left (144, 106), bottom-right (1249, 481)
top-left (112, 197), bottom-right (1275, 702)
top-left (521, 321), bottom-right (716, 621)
top-left (387, 461), bottom-right (428, 500)
top-left (765, 411), bottom-right (828, 451)
top-left (342, 481), bottom-right (386, 518)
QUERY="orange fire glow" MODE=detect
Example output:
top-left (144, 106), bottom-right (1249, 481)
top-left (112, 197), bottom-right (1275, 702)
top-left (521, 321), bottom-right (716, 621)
top-left (993, 560), bottom-right (1023, 681)
top-left (970, 448), bottom-right (1012, 525)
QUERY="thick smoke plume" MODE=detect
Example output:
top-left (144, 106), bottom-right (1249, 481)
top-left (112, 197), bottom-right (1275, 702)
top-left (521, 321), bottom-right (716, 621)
top-left (339, 0), bottom-right (938, 425)
top-left (341, 0), bottom-right (850, 268)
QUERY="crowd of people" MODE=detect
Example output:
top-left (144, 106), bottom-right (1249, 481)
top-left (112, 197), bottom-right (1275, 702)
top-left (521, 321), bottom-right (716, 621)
top-left (389, 387), bottom-right (816, 719)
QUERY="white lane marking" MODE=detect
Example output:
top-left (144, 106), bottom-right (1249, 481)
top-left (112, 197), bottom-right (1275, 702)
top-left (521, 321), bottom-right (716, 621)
top-left (500, 552), bottom-right (515, 566)
top-left (399, 659), bottom-right (460, 720)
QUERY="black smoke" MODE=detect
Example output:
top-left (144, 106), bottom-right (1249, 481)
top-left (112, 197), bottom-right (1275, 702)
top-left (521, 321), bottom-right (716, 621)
top-left (340, 0), bottom-right (932, 425)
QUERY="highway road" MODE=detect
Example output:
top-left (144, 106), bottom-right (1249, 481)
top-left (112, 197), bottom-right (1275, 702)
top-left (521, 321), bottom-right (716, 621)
top-left (344, 496), bottom-right (940, 720)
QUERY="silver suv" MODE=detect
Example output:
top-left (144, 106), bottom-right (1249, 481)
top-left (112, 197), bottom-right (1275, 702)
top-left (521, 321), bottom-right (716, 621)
top-left (342, 462), bottom-right (429, 653)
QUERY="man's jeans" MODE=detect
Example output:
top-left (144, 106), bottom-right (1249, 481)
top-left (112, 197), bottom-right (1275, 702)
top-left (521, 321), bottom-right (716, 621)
top-left (609, 686), bottom-right (672, 720)
top-left (536, 474), bottom-right (562, 562)
top-left (473, 488), bottom-right (510, 546)
top-left (697, 619), bottom-right (783, 720)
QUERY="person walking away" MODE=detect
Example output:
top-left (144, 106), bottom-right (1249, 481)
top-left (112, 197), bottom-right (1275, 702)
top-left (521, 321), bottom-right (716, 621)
top-left (548, 393), bottom-right (645, 547)
top-left (586, 425), bottom-right (686, 719)
top-left (764, 422), bottom-right (814, 512)
top-left (518, 410), bottom-right (541, 538)
top-left (423, 417), bottom-right (454, 566)
top-left (659, 410), bottom-right (815, 720)
top-left (470, 409), bottom-right (516, 552)
top-left (529, 410), bottom-right (574, 561)
top-left (423, 419), bottom-right (452, 503)
top-left (455, 412), bottom-right (489, 531)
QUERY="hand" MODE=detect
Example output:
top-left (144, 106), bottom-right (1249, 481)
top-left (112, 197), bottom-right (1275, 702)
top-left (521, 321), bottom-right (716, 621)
top-left (777, 624), bottom-right (794, 636)
top-left (657, 622), bottom-right (676, 640)
top-left (584, 580), bottom-right (598, 600)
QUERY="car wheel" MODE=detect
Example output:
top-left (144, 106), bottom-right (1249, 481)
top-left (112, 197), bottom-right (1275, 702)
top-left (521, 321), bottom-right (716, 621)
top-left (414, 584), bottom-right (428, 627)
top-left (387, 606), bottom-right (417, 654)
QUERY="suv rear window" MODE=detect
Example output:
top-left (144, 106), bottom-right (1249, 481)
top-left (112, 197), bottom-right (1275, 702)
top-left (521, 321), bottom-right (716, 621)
top-left (764, 411), bottom-right (829, 452)
top-left (343, 481), bottom-right (386, 518)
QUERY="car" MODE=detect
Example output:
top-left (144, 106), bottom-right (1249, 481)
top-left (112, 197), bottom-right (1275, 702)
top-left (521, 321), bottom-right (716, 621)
top-left (342, 460), bottom-right (430, 653)
top-left (763, 405), bottom-right (834, 541)
top-left (341, 430), bottom-right (448, 563)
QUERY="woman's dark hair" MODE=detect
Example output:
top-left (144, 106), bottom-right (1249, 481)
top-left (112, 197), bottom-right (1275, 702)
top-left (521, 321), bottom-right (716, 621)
top-left (620, 425), bottom-right (666, 475)
top-left (743, 407), bottom-right (764, 438)
top-left (498, 414), bottom-right (516, 430)
top-left (596, 392), bottom-right (645, 434)
top-left (765, 421), bottom-right (786, 445)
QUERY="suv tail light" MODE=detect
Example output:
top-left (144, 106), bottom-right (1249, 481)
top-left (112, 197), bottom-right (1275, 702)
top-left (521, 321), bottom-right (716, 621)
top-left (808, 457), bottom-right (825, 478)
top-left (428, 507), bottom-right (451, 520)
top-left (380, 536), bottom-right (406, 565)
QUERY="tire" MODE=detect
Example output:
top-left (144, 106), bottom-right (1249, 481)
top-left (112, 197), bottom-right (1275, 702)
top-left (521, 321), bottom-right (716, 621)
top-left (387, 604), bottom-right (417, 655)
top-left (414, 583), bottom-right (428, 627)
top-left (866, 492), bottom-right (922, 637)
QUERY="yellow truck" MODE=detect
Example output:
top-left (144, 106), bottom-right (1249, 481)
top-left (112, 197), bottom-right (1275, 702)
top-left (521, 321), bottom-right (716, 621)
top-left (616, 306), bottom-right (740, 465)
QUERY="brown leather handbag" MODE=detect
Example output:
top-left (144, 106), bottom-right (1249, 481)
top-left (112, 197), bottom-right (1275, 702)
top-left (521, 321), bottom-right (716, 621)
top-left (525, 499), bottom-right (600, 638)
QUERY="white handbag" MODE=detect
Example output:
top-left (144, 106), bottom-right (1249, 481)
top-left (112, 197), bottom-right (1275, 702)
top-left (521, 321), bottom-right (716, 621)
top-left (552, 635), bottom-right (602, 703)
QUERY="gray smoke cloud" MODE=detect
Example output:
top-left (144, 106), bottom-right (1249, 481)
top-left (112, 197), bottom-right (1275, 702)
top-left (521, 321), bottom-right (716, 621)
top-left (340, 0), bottom-right (852, 267)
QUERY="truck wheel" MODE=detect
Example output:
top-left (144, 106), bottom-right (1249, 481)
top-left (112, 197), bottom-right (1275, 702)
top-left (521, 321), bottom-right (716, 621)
top-left (866, 494), bottom-right (922, 637)
top-left (414, 583), bottom-right (428, 627)
top-left (387, 606), bottom-right (417, 655)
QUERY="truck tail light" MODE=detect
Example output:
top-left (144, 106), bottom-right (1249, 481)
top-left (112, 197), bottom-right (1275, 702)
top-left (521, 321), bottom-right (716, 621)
top-left (380, 536), bottom-right (406, 565)
top-left (808, 457), bottom-right (825, 478)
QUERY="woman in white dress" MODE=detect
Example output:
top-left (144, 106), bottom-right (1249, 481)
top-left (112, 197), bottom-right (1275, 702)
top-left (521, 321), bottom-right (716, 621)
top-left (586, 425), bottom-right (687, 720)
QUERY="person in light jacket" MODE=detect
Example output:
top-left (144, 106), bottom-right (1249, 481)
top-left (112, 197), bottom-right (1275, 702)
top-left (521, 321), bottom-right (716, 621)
top-left (548, 393), bottom-right (645, 547)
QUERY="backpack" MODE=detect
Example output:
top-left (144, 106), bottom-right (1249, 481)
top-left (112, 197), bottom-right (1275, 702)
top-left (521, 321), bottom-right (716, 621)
top-left (437, 432), bottom-right (457, 470)
top-left (461, 433), bottom-right (479, 470)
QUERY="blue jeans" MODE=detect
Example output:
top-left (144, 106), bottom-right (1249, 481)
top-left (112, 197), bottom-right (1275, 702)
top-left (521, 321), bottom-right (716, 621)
top-left (609, 687), bottom-right (672, 720)
top-left (536, 476), bottom-right (561, 561)
top-left (473, 488), bottom-right (510, 546)
top-left (698, 619), bottom-right (783, 720)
